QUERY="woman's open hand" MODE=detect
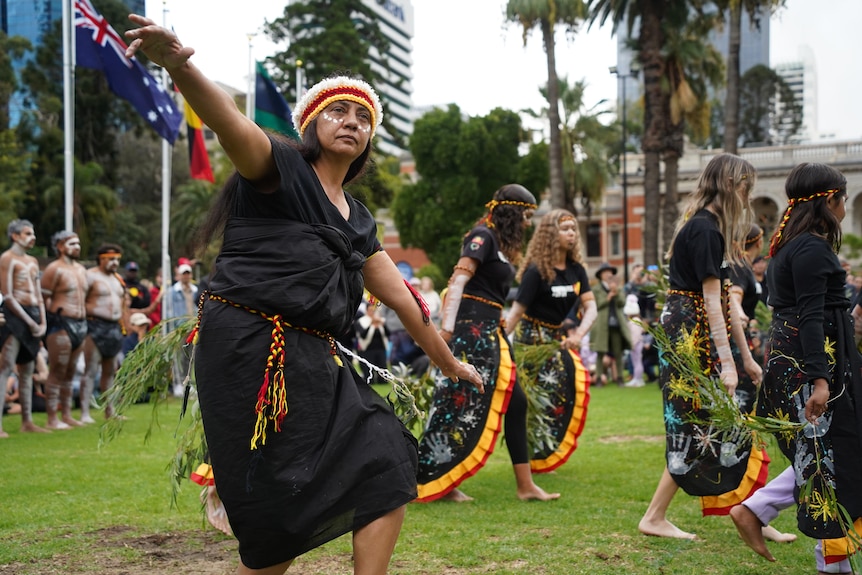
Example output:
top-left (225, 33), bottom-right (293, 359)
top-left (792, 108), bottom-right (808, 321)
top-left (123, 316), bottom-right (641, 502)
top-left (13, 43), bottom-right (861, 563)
top-left (124, 14), bottom-right (195, 71)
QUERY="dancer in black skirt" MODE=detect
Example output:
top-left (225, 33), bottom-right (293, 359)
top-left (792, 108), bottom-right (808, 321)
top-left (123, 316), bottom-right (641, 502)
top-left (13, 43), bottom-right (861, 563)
top-left (734, 163), bottom-right (862, 573)
top-left (505, 209), bottom-right (597, 473)
top-left (416, 184), bottom-right (559, 503)
top-left (125, 16), bottom-right (483, 575)
top-left (637, 153), bottom-right (765, 540)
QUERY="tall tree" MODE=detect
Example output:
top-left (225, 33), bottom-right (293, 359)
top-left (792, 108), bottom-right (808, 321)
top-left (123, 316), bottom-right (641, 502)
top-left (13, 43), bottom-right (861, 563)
top-left (392, 105), bottom-right (528, 272)
top-left (660, 3), bottom-right (724, 251)
top-left (264, 0), bottom-right (403, 148)
top-left (717, 0), bottom-right (785, 154)
top-left (506, 0), bottom-right (587, 209)
top-left (556, 78), bottom-right (617, 215)
top-left (0, 31), bottom-right (31, 131)
top-left (738, 64), bottom-right (802, 146)
top-left (589, 0), bottom-right (666, 266)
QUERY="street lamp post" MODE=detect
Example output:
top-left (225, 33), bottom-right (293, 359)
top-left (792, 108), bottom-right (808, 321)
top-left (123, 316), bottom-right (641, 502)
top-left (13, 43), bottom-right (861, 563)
top-left (609, 64), bottom-right (640, 285)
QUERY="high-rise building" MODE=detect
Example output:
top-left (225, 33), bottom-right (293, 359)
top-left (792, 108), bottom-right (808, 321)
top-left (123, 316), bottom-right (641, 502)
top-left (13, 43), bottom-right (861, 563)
top-left (774, 47), bottom-right (818, 143)
top-left (2, 0), bottom-right (146, 124)
top-left (360, 0), bottom-right (414, 157)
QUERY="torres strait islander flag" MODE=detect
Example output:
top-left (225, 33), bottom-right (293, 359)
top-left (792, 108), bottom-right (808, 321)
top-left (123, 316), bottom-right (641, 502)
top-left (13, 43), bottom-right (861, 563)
top-left (183, 100), bottom-right (214, 182)
top-left (74, 0), bottom-right (181, 143)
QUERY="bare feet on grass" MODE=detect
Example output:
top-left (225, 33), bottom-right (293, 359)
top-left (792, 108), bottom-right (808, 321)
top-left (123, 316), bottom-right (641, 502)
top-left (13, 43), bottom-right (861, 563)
top-left (762, 524), bottom-right (796, 544)
top-left (730, 504), bottom-right (775, 561)
top-left (62, 416), bottom-right (84, 427)
top-left (20, 421), bottom-right (50, 433)
top-left (0, 431), bottom-right (8, 439)
top-left (638, 517), bottom-right (697, 540)
top-left (517, 486), bottom-right (560, 501)
top-left (441, 489), bottom-right (474, 502)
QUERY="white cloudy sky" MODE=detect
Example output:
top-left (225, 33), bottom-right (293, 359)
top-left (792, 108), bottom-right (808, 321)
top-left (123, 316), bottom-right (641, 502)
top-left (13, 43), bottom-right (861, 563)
top-left (142, 0), bottom-right (861, 140)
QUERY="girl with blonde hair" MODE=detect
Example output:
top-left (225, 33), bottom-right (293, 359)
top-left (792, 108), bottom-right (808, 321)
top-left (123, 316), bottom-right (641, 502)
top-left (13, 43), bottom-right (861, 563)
top-left (639, 153), bottom-right (765, 539)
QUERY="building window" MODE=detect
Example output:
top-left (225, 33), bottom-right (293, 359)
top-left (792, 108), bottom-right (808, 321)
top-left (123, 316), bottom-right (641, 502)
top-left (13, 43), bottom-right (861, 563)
top-left (610, 229), bottom-right (621, 256)
top-left (586, 223), bottom-right (601, 258)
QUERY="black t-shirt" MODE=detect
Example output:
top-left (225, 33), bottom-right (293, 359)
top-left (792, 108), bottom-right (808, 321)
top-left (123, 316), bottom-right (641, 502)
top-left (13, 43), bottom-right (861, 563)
top-left (767, 233), bottom-right (849, 382)
top-left (515, 261), bottom-right (591, 324)
top-left (728, 263), bottom-right (759, 319)
top-left (461, 226), bottom-right (515, 306)
top-left (668, 209), bottom-right (725, 291)
top-left (125, 278), bottom-right (151, 309)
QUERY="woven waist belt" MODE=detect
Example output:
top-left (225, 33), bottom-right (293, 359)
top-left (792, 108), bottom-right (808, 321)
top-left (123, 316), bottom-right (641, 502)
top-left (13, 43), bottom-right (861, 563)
top-left (195, 292), bottom-right (341, 450)
top-left (522, 313), bottom-right (562, 331)
top-left (462, 293), bottom-right (503, 309)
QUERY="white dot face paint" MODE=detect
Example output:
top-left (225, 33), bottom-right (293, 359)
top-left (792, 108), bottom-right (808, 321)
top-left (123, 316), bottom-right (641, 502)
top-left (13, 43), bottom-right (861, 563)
top-left (321, 112), bottom-right (344, 125)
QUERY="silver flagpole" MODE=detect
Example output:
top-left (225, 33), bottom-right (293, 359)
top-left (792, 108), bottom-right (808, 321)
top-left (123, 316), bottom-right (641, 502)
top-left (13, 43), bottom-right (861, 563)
top-left (62, 0), bottom-right (75, 231)
top-left (161, 0), bottom-right (173, 327)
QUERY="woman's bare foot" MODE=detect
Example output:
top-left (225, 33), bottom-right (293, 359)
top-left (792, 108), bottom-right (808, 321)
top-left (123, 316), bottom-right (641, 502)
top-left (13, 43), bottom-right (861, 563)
top-left (729, 504), bottom-right (775, 561)
top-left (62, 416), bottom-right (84, 427)
top-left (0, 430), bottom-right (8, 439)
top-left (517, 485), bottom-right (561, 501)
top-left (638, 517), bottom-right (697, 540)
top-left (203, 486), bottom-right (233, 537)
top-left (762, 524), bottom-right (796, 543)
top-left (20, 421), bottom-right (51, 433)
top-left (441, 488), bottom-right (474, 502)
top-left (79, 414), bottom-right (96, 424)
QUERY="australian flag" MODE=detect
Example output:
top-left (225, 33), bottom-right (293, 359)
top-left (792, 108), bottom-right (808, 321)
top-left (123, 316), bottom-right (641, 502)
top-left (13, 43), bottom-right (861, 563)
top-left (75, 0), bottom-right (181, 143)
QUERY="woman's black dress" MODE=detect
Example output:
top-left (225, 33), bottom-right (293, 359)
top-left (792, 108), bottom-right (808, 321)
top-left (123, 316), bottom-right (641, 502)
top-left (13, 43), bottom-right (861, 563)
top-left (761, 233), bottom-right (862, 539)
top-left (195, 138), bottom-right (418, 568)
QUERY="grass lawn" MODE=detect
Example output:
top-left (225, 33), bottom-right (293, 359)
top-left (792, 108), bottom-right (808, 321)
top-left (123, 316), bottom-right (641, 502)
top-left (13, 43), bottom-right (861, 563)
top-left (0, 383), bottom-right (818, 574)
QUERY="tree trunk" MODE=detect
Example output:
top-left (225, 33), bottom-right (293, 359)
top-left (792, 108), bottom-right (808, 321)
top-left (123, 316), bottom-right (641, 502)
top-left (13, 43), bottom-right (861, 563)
top-left (638, 0), bottom-right (665, 266)
top-left (542, 19), bottom-right (565, 209)
top-left (723, 3), bottom-right (742, 154)
top-left (662, 152), bottom-right (680, 254)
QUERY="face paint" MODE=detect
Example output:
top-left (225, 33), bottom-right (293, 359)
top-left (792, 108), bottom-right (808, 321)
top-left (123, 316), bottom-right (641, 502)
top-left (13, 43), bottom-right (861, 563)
top-left (321, 111), bottom-right (344, 125)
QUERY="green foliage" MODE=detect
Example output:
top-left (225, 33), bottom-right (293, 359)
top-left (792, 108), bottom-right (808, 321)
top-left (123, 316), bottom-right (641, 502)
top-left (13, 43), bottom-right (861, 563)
top-left (0, 130), bottom-right (31, 230)
top-left (738, 64), bottom-right (802, 146)
top-left (264, 0), bottom-right (404, 146)
top-left (347, 153), bottom-right (405, 215)
top-left (512, 341), bottom-right (561, 455)
top-left (392, 105), bottom-right (527, 273)
top-left (0, 31), bottom-right (32, 130)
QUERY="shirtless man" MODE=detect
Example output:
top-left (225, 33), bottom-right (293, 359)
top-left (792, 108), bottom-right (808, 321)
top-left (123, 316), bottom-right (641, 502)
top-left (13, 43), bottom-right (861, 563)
top-left (80, 244), bottom-right (127, 422)
top-left (0, 219), bottom-right (49, 436)
top-left (41, 231), bottom-right (89, 429)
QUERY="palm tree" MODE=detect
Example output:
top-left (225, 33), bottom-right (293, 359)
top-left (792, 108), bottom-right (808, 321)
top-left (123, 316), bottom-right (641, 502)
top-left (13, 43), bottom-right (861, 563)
top-left (718, 0), bottom-right (786, 154)
top-left (557, 78), bottom-right (618, 215)
top-left (506, 0), bottom-right (587, 209)
top-left (660, 4), bottom-right (725, 250)
top-left (588, 0), bottom-right (666, 266)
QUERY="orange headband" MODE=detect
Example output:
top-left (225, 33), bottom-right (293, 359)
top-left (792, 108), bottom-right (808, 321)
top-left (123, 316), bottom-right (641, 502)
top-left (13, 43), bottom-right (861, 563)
top-left (98, 251), bottom-right (122, 259)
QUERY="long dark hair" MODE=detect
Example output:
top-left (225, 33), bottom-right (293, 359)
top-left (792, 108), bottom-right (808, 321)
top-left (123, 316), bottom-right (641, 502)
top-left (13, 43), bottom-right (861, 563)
top-left (769, 162), bottom-right (847, 256)
top-left (191, 128), bottom-right (373, 256)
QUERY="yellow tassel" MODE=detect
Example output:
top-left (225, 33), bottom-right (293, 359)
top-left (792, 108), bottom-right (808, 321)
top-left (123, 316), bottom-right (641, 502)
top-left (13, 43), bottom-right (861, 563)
top-left (333, 355), bottom-right (343, 367)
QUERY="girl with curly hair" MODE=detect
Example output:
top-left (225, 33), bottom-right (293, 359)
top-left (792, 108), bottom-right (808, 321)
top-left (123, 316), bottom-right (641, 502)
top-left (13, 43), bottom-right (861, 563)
top-left (505, 209), bottom-right (597, 473)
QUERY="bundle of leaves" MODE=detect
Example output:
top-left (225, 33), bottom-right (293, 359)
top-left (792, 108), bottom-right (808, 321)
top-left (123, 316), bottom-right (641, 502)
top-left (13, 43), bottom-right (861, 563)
top-left (512, 341), bottom-right (562, 457)
top-left (647, 319), bottom-right (861, 570)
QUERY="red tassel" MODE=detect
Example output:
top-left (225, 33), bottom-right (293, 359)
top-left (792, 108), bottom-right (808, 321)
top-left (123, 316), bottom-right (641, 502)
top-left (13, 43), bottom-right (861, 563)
top-left (403, 279), bottom-right (431, 326)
